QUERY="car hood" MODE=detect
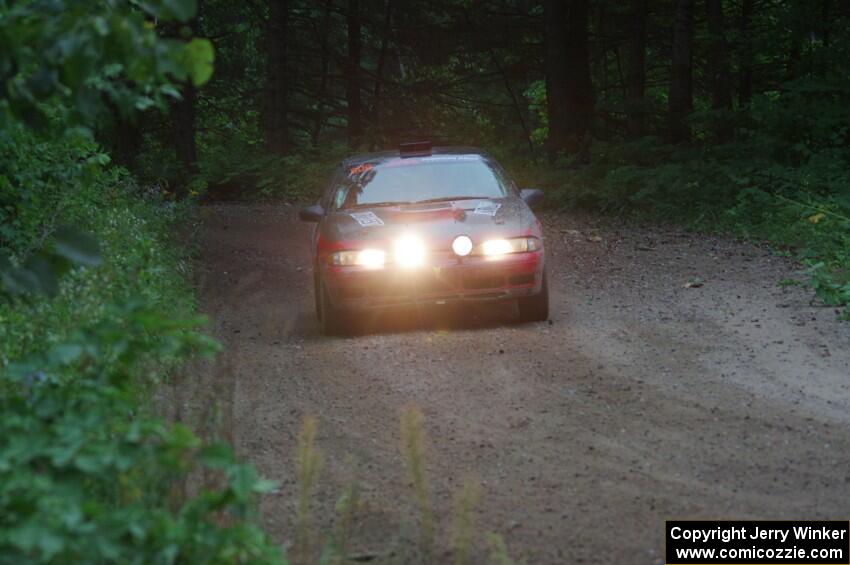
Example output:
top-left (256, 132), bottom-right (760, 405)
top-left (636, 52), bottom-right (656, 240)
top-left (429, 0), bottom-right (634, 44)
top-left (321, 197), bottom-right (537, 249)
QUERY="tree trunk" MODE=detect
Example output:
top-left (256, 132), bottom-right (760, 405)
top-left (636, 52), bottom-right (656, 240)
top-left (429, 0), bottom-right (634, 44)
top-left (626, 0), bottom-right (648, 137)
top-left (707, 0), bottom-right (733, 142)
top-left (173, 82), bottom-right (198, 179)
top-left (112, 113), bottom-right (142, 172)
top-left (460, 7), bottom-right (534, 155)
top-left (738, 0), bottom-right (753, 107)
top-left (597, 3), bottom-right (608, 96)
top-left (787, 0), bottom-right (805, 79)
top-left (265, 0), bottom-right (290, 154)
top-left (545, 0), bottom-right (593, 156)
top-left (822, 0), bottom-right (831, 47)
top-left (821, 0), bottom-right (831, 74)
top-left (371, 0), bottom-right (393, 147)
top-left (346, 0), bottom-right (363, 149)
top-left (489, 47), bottom-right (536, 155)
top-left (311, 0), bottom-right (333, 148)
top-left (544, 0), bottom-right (570, 157)
top-left (172, 1), bottom-right (201, 184)
top-left (563, 0), bottom-right (594, 151)
top-left (668, 0), bottom-right (694, 143)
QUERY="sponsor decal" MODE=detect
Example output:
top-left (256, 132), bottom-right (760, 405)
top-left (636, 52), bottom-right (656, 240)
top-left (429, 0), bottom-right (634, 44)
top-left (421, 155), bottom-right (480, 161)
top-left (473, 201), bottom-right (501, 216)
top-left (383, 155), bottom-right (482, 168)
top-left (348, 163), bottom-right (374, 176)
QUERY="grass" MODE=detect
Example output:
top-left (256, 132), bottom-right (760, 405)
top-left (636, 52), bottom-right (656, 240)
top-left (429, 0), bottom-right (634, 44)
top-left (329, 468), bottom-right (359, 563)
top-left (399, 406), bottom-right (435, 559)
top-left (265, 406), bottom-right (520, 564)
top-left (295, 416), bottom-right (322, 562)
top-left (487, 533), bottom-right (518, 565)
top-left (451, 476), bottom-right (481, 565)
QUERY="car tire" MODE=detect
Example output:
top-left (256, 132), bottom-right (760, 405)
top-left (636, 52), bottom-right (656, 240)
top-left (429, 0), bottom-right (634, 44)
top-left (317, 278), bottom-right (350, 335)
top-left (517, 269), bottom-right (549, 323)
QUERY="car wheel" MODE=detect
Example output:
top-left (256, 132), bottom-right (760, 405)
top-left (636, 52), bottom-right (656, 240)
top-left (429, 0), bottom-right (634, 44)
top-left (517, 269), bottom-right (549, 323)
top-left (317, 279), bottom-right (350, 335)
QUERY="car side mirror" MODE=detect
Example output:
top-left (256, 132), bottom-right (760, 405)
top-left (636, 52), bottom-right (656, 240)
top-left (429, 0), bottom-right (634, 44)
top-left (520, 188), bottom-right (544, 208)
top-left (299, 204), bottom-right (324, 222)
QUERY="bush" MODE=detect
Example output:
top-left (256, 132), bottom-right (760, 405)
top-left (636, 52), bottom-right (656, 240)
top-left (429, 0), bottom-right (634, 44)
top-left (0, 1), bottom-right (285, 561)
top-left (196, 127), bottom-right (349, 201)
top-left (0, 304), bottom-right (282, 564)
top-left (534, 78), bottom-right (850, 311)
top-left (0, 126), bottom-right (195, 365)
top-left (0, 127), bottom-right (283, 563)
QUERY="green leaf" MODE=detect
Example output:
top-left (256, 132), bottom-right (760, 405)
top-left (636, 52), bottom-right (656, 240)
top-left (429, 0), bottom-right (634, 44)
top-left (162, 0), bottom-right (198, 22)
top-left (86, 153), bottom-right (111, 166)
top-left (228, 464), bottom-right (260, 500)
top-left (253, 478), bottom-right (279, 494)
top-left (22, 254), bottom-right (59, 296)
top-left (198, 443), bottom-right (235, 469)
top-left (184, 39), bottom-right (214, 86)
top-left (0, 268), bottom-right (23, 295)
top-left (160, 84), bottom-right (182, 99)
top-left (134, 96), bottom-right (156, 111)
top-left (53, 227), bottom-right (101, 267)
top-left (48, 343), bottom-right (84, 365)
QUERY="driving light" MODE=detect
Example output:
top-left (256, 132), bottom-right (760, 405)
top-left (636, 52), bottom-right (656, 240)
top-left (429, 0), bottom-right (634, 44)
top-left (394, 234), bottom-right (426, 268)
top-left (452, 235), bottom-right (473, 257)
top-left (330, 248), bottom-right (385, 268)
top-left (480, 237), bottom-right (541, 257)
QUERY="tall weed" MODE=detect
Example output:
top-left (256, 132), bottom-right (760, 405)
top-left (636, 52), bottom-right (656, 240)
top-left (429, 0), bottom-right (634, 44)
top-left (451, 476), bottom-right (481, 565)
top-left (295, 416), bottom-right (323, 562)
top-left (399, 406), bottom-right (434, 559)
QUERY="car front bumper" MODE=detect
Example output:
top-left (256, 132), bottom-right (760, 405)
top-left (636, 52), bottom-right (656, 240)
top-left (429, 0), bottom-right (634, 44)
top-left (321, 250), bottom-right (544, 310)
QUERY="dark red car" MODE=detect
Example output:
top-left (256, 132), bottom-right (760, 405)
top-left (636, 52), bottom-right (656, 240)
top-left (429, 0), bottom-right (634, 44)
top-left (299, 142), bottom-right (548, 334)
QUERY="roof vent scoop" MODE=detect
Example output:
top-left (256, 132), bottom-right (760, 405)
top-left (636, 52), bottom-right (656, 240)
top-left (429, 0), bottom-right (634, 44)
top-left (399, 141), bottom-right (432, 158)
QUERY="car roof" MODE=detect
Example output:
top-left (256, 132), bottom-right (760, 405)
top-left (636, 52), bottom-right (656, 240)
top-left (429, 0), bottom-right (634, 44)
top-left (340, 146), bottom-right (491, 167)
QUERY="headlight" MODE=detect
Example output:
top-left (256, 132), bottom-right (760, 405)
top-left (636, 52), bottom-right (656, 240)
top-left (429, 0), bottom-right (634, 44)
top-left (479, 237), bottom-right (541, 257)
top-left (330, 248), bottom-right (385, 268)
top-left (394, 234), bottom-right (426, 268)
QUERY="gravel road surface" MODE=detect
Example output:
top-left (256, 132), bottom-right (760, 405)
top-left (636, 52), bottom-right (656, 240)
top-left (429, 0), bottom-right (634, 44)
top-left (171, 203), bottom-right (850, 564)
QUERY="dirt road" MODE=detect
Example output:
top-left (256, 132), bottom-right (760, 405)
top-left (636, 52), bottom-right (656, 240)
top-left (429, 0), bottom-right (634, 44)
top-left (177, 203), bottom-right (850, 563)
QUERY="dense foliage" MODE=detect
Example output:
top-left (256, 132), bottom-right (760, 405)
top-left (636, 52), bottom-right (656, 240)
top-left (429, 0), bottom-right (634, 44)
top-left (109, 0), bottom-right (849, 309)
top-left (1, 0), bottom-right (282, 562)
top-left (533, 76), bottom-right (850, 308)
top-left (1, 304), bottom-right (281, 563)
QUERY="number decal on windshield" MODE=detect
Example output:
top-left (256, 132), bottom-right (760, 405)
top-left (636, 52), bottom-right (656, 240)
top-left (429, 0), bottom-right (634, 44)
top-left (350, 211), bottom-right (384, 227)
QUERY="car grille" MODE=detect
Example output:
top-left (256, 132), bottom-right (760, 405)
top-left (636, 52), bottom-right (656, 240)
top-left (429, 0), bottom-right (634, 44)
top-left (463, 274), bottom-right (504, 290)
top-left (337, 264), bottom-right (534, 303)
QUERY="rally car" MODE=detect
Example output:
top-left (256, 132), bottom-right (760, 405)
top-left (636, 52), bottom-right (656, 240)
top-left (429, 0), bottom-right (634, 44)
top-left (299, 142), bottom-right (547, 334)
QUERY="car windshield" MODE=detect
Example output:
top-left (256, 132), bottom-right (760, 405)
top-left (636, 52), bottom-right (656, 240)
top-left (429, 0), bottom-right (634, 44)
top-left (332, 156), bottom-right (512, 210)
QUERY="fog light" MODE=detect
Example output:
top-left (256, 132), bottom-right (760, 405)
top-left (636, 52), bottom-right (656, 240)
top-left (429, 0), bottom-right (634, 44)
top-left (452, 235), bottom-right (472, 257)
top-left (394, 234), bottom-right (426, 268)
